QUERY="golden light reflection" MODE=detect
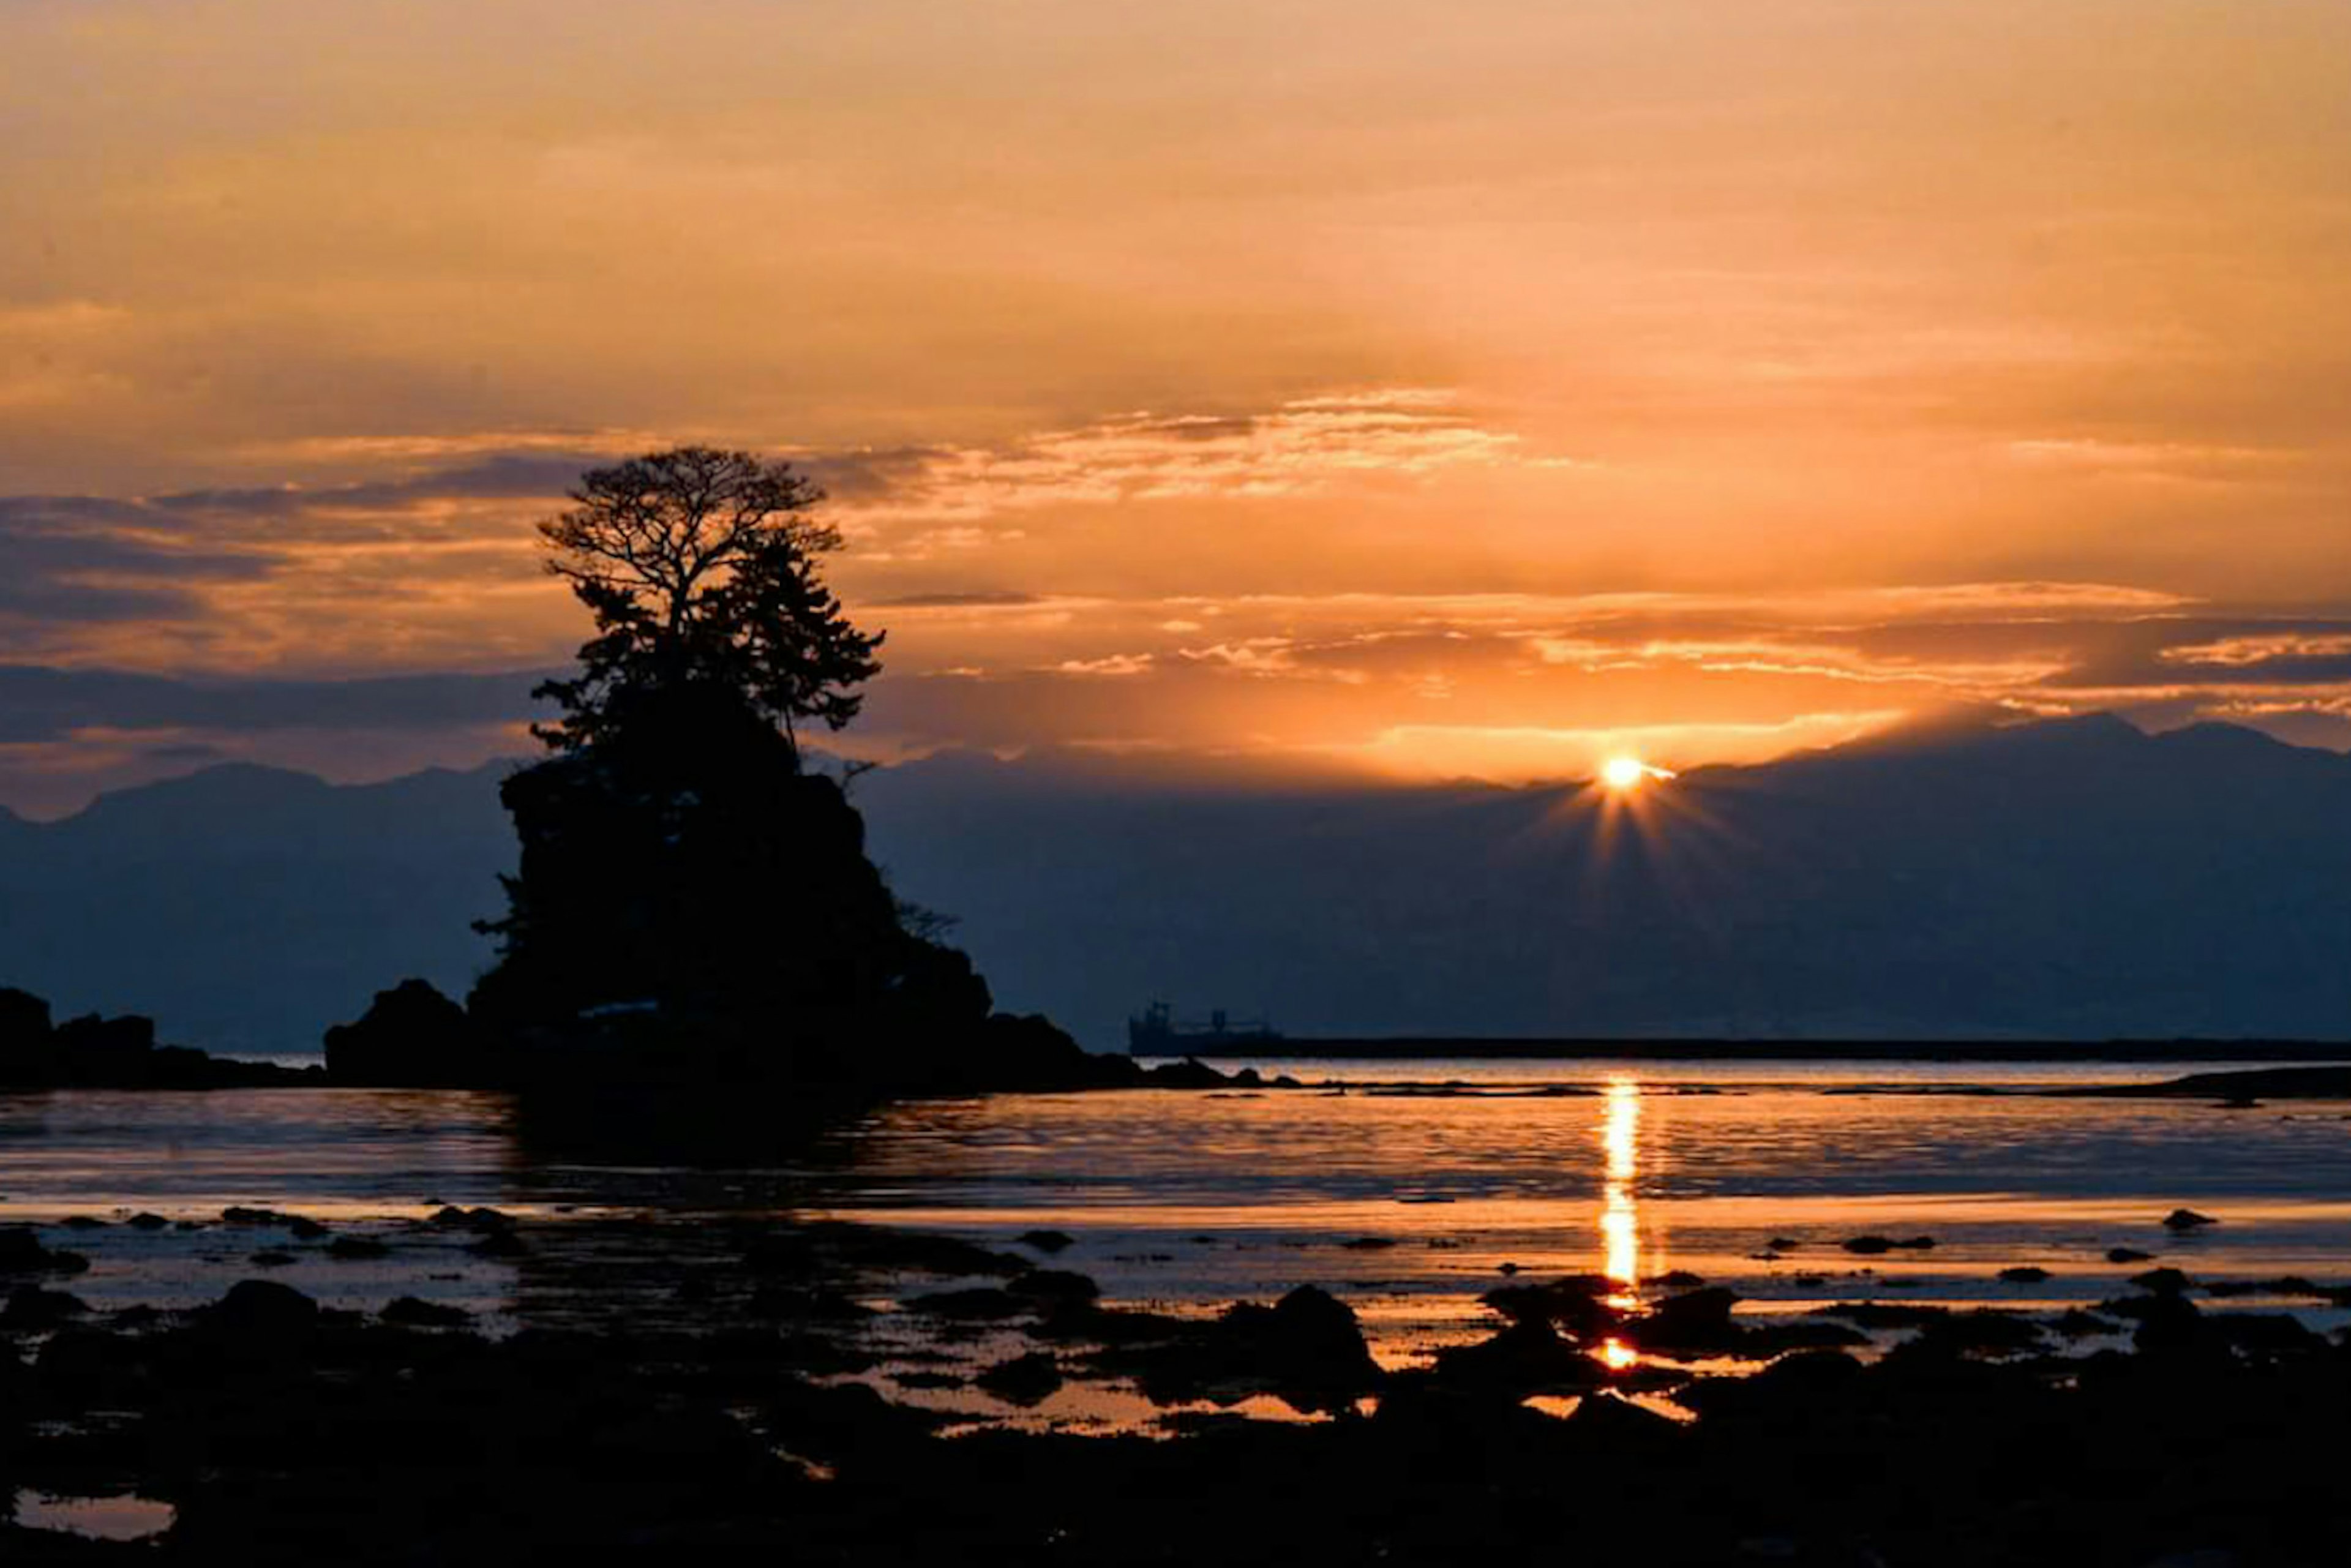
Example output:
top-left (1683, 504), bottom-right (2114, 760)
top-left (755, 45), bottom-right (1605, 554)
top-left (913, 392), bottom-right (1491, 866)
top-left (1600, 1076), bottom-right (1640, 1307)
top-left (1598, 1337), bottom-right (1640, 1371)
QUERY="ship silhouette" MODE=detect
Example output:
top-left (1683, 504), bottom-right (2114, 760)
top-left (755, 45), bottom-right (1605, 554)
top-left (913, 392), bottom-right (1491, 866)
top-left (1126, 1000), bottom-right (1282, 1056)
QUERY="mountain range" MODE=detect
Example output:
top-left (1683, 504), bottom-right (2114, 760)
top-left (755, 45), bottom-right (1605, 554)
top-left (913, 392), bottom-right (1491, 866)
top-left (2, 714), bottom-right (2346, 1052)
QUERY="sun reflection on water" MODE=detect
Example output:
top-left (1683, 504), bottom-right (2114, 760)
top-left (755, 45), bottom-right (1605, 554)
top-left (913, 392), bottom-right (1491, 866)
top-left (1600, 1078), bottom-right (1641, 1307)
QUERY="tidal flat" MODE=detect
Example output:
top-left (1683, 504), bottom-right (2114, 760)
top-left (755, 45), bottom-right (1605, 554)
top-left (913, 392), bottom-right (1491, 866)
top-left (7, 1060), bottom-right (2351, 1562)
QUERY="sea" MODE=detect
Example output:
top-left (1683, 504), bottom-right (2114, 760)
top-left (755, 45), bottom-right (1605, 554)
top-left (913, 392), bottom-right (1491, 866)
top-left (7, 1057), bottom-right (2350, 1360)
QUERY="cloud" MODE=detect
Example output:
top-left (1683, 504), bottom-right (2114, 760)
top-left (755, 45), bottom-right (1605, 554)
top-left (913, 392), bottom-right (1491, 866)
top-left (871, 590), bottom-right (1044, 609)
top-left (0, 664), bottom-right (550, 746)
top-left (1052, 653), bottom-right (1155, 677)
top-left (1340, 712), bottom-right (1912, 782)
top-left (830, 389), bottom-right (1535, 525)
top-left (0, 495), bottom-right (280, 630)
top-left (2159, 632), bottom-right (2351, 669)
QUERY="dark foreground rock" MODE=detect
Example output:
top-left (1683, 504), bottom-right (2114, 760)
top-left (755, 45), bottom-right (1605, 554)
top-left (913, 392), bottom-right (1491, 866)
top-left (12, 1277), bottom-right (2351, 1567)
top-left (9, 1202), bottom-right (2351, 1567)
top-left (1082, 1284), bottom-right (1384, 1413)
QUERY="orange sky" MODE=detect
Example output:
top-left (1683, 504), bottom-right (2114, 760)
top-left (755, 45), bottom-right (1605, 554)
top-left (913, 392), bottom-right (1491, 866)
top-left (3, 0), bottom-right (2349, 808)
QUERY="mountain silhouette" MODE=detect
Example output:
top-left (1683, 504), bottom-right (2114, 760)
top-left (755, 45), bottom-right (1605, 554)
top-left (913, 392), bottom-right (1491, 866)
top-left (0, 762), bottom-right (514, 1052)
top-left (1, 715), bottom-right (2345, 1051)
top-left (858, 715), bottom-right (2351, 1045)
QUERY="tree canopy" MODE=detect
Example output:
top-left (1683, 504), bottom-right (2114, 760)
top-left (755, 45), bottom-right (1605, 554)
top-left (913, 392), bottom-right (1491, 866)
top-left (470, 445), bottom-right (1007, 1084)
top-left (530, 446), bottom-right (883, 760)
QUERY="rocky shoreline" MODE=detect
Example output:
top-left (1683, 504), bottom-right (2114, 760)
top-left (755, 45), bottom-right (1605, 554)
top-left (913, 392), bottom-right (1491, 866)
top-left (7, 1207), bottom-right (2351, 1564)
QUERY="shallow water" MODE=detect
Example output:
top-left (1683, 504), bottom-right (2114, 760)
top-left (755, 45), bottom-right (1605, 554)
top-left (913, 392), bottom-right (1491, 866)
top-left (814, 1059), bottom-right (2351, 1364)
top-left (6, 1059), bottom-right (2350, 1422)
top-left (10, 1490), bottom-right (176, 1541)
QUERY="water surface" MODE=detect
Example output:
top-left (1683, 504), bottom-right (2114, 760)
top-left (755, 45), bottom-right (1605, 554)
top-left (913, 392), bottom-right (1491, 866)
top-left (8, 1059), bottom-right (2350, 1417)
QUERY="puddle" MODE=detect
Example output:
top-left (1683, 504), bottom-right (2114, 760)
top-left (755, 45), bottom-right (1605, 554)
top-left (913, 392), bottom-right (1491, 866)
top-left (13, 1488), bottom-right (177, 1541)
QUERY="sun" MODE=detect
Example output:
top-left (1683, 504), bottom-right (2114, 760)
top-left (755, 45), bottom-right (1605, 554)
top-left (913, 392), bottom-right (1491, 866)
top-left (1601, 756), bottom-right (1652, 792)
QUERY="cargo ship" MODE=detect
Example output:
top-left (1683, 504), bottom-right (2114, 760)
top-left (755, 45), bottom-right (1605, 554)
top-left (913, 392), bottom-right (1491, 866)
top-left (1126, 1000), bottom-right (1283, 1056)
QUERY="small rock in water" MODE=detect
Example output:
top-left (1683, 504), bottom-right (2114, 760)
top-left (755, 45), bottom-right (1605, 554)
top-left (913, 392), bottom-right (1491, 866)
top-left (904, 1286), bottom-right (1027, 1320)
top-left (327, 1236), bottom-right (391, 1260)
top-left (976, 1350), bottom-right (1063, 1406)
top-left (2108, 1247), bottom-right (2156, 1264)
top-left (1009, 1268), bottom-right (1100, 1305)
top-left (59, 1215), bottom-right (110, 1231)
top-left (1842, 1235), bottom-right (1936, 1255)
top-left (1016, 1229), bottom-right (1075, 1253)
top-left (381, 1296), bottom-right (472, 1328)
top-left (2162, 1208), bottom-right (2220, 1231)
top-left (1341, 1236), bottom-right (1397, 1251)
top-left (1497, 1261), bottom-right (1521, 1276)
top-left (1766, 1237), bottom-right (1801, 1251)
top-left (125, 1213), bottom-right (170, 1231)
top-left (206, 1278), bottom-right (319, 1336)
top-left (1811, 1300), bottom-right (1947, 1330)
top-left (2131, 1267), bottom-right (2195, 1296)
top-left (287, 1216), bottom-right (330, 1241)
top-left (1432, 1316), bottom-right (1598, 1394)
top-left (2206, 1275), bottom-right (2323, 1299)
top-left (1998, 1266), bottom-right (2052, 1283)
top-left (249, 1250), bottom-right (298, 1268)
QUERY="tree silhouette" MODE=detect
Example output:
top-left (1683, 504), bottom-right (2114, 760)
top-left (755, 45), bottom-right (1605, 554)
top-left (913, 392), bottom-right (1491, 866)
top-left (471, 448), bottom-right (981, 1048)
top-left (530, 446), bottom-right (882, 762)
top-left (457, 445), bottom-right (1098, 1096)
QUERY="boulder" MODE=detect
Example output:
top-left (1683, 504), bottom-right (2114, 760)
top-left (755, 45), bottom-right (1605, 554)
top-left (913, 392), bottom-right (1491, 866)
top-left (904, 1286), bottom-right (1027, 1320)
top-left (1008, 1268), bottom-right (1100, 1305)
top-left (1481, 1275), bottom-right (1621, 1338)
top-left (0, 1227), bottom-right (89, 1276)
top-left (976, 1351), bottom-right (1064, 1406)
top-left (1625, 1287), bottom-right (1745, 1354)
top-left (1220, 1285), bottom-right (1383, 1395)
top-left (382, 1296), bottom-right (473, 1328)
top-left (1432, 1317), bottom-right (1600, 1394)
top-left (2162, 1209), bottom-right (2219, 1231)
top-left (207, 1278), bottom-right (321, 1337)
top-left (1144, 1057), bottom-right (1228, 1090)
top-left (324, 978), bottom-right (487, 1087)
top-left (1106, 1285), bottom-right (1383, 1411)
top-left (1, 1285), bottom-right (89, 1330)
top-left (1913, 1309), bottom-right (2045, 1357)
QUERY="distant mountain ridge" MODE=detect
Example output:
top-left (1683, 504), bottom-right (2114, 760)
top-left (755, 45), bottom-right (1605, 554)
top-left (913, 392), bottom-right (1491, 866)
top-left (2, 716), bottom-right (2347, 1052)
top-left (857, 714), bottom-right (2351, 1046)
top-left (0, 760), bottom-right (517, 1052)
